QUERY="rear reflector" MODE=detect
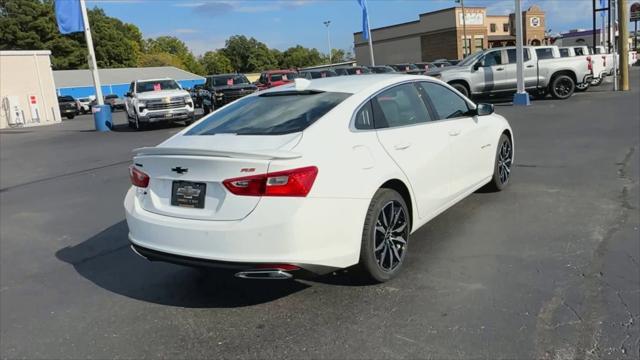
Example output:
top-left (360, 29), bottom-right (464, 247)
top-left (129, 165), bottom-right (150, 188)
top-left (223, 166), bottom-right (318, 197)
top-left (587, 56), bottom-right (593, 71)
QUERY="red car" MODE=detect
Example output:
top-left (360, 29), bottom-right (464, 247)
top-left (255, 70), bottom-right (298, 90)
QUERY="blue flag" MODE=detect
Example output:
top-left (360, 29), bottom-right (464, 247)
top-left (357, 0), bottom-right (370, 40)
top-left (54, 0), bottom-right (84, 34)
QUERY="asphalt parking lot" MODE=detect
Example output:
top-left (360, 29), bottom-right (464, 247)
top-left (1, 70), bottom-right (639, 359)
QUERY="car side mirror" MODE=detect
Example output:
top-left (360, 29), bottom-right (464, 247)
top-left (476, 103), bottom-right (494, 116)
top-left (125, 92), bottom-right (132, 97)
top-left (473, 61), bottom-right (482, 71)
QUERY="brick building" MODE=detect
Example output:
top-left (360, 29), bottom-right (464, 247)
top-left (354, 5), bottom-right (547, 65)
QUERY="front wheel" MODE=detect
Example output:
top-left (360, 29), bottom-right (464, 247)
top-left (450, 82), bottom-right (469, 97)
top-left (483, 133), bottom-right (513, 192)
top-left (357, 188), bottom-right (410, 283)
top-left (550, 75), bottom-right (576, 99)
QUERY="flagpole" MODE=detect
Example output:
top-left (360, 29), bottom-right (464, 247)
top-left (79, 0), bottom-right (103, 106)
top-left (366, 0), bottom-right (375, 66)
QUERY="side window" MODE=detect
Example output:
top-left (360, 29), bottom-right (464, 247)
top-left (128, 82), bottom-right (134, 93)
top-left (559, 48), bottom-right (570, 57)
top-left (483, 50), bottom-right (503, 66)
top-left (354, 101), bottom-right (374, 130)
top-left (507, 49), bottom-right (531, 63)
top-left (419, 82), bottom-right (471, 120)
top-left (372, 83), bottom-right (431, 128)
top-left (535, 48), bottom-right (554, 60)
top-left (574, 47), bottom-right (584, 56)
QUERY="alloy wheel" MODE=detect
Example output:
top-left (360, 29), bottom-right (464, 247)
top-left (555, 78), bottom-right (573, 97)
top-left (373, 201), bottom-right (408, 272)
top-left (497, 139), bottom-right (513, 185)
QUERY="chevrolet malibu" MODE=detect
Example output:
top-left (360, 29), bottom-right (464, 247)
top-left (124, 75), bottom-right (514, 282)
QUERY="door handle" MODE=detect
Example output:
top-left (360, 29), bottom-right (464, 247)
top-left (526, 65), bottom-right (535, 68)
top-left (394, 143), bottom-right (411, 150)
top-left (448, 130), bottom-right (461, 136)
top-left (496, 67), bottom-right (504, 71)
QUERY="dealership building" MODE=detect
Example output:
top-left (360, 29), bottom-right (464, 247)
top-left (354, 5), bottom-right (546, 65)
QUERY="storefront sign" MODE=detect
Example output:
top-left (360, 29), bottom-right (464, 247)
top-left (459, 12), bottom-right (483, 26)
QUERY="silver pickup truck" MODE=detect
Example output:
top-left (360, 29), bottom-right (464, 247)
top-left (427, 46), bottom-right (593, 100)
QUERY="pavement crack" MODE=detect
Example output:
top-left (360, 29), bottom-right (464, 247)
top-left (562, 301), bottom-right (584, 322)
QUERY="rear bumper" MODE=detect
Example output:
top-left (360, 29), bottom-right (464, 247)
top-left (581, 74), bottom-right (594, 84)
top-left (124, 187), bottom-right (368, 272)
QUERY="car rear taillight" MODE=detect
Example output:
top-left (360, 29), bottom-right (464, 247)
top-left (223, 166), bottom-right (318, 197)
top-left (587, 56), bottom-right (593, 72)
top-left (129, 165), bottom-right (149, 188)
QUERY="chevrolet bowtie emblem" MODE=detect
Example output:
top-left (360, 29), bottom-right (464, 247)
top-left (171, 166), bottom-right (188, 174)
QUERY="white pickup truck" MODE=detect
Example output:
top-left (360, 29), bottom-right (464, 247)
top-left (558, 46), bottom-right (605, 89)
top-left (427, 46), bottom-right (593, 100)
top-left (124, 78), bottom-right (195, 130)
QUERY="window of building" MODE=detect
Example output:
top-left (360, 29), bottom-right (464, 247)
top-left (474, 38), bottom-right (484, 51)
top-left (490, 23), bottom-right (496, 32)
top-left (462, 38), bottom-right (472, 55)
top-left (503, 23), bottom-right (509, 32)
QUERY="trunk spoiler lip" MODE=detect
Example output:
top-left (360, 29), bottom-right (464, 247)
top-left (132, 146), bottom-right (301, 160)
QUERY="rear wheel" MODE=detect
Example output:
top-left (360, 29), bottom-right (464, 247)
top-left (483, 133), bottom-right (513, 192)
top-left (590, 77), bottom-right (603, 86)
top-left (550, 75), bottom-right (576, 99)
top-left (203, 103), bottom-right (211, 115)
top-left (575, 82), bottom-right (590, 92)
top-left (358, 188), bottom-right (410, 283)
top-left (66, 114), bottom-right (74, 120)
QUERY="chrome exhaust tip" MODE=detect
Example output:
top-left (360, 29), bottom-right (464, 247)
top-left (234, 270), bottom-right (293, 280)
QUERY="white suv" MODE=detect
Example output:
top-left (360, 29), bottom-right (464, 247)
top-left (124, 78), bottom-right (195, 130)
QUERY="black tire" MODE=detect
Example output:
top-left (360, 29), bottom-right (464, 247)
top-left (184, 114), bottom-right (195, 126)
top-left (66, 114), bottom-right (74, 120)
top-left (357, 188), bottom-right (410, 283)
top-left (575, 82), bottom-right (590, 92)
top-left (549, 74), bottom-right (575, 99)
top-left (483, 133), bottom-right (513, 192)
top-left (450, 82), bottom-right (470, 97)
top-left (134, 115), bottom-right (144, 131)
top-left (590, 77), bottom-right (603, 86)
top-left (203, 103), bottom-right (211, 115)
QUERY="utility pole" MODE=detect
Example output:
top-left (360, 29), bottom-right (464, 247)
top-left (618, 0), bottom-right (630, 90)
top-left (456, 0), bottom-right (468, 57)
top-left (513, 0), bottom-right (530, 106)
top-left (323, 20), bottom-right (332, 64)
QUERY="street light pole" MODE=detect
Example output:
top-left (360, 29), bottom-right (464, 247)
top-left (618, 0), bottom-right (629, 90)
top-left (513, 0), bottom-right (530, 106)
top-left (456, 0), bottom-right (468, 57)
top-left (323, 20), bottom-right (332, 64)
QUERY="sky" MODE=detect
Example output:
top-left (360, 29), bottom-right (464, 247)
top-left (87, 0), bottom-right (598, 56)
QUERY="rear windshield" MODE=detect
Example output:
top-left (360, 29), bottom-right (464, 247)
top-left (186, 91), bottom-right (350, 135)
top-left (58, 96), bottom-right (74, 102)
top-left (104, 95), bottom-right (118, 99)
top-left (136, 80), bottom-right (179, 93)
top-left (211, 75), bottom-right (249, 86)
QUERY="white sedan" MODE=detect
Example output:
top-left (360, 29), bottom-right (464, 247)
top-left (124, 75), bottom-right (514, 282)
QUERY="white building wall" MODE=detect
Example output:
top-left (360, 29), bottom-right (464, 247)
top-left (0, 51), bottom-right (61, 129)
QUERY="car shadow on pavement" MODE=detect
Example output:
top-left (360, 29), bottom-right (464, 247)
top-left (55, 220), bottom-right (309, 308)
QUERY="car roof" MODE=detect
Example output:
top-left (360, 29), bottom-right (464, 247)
top-left (137, 78), bottom-right (173, 82)
top-left (207, 73), bottom-right (243, 77)
top-left (261, 74), bottom-right (431, 95)
top-left (263, 70), bottom-right (295, 74)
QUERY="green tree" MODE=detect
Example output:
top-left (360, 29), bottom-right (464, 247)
top-left (138, 52), bottom-right (184, 68)
top-left (200, 51), bottom-right (233, 75)
top-left (221, 35), bottom-right (278, 73)
top-left (0, 0), bottom-right (144, 69)
top-left (279, 45), bottom-right (323, 69)
top-left (143, 36), bottom-right (203, 74)
top-left (88, 8), bottom-right (142, 68)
